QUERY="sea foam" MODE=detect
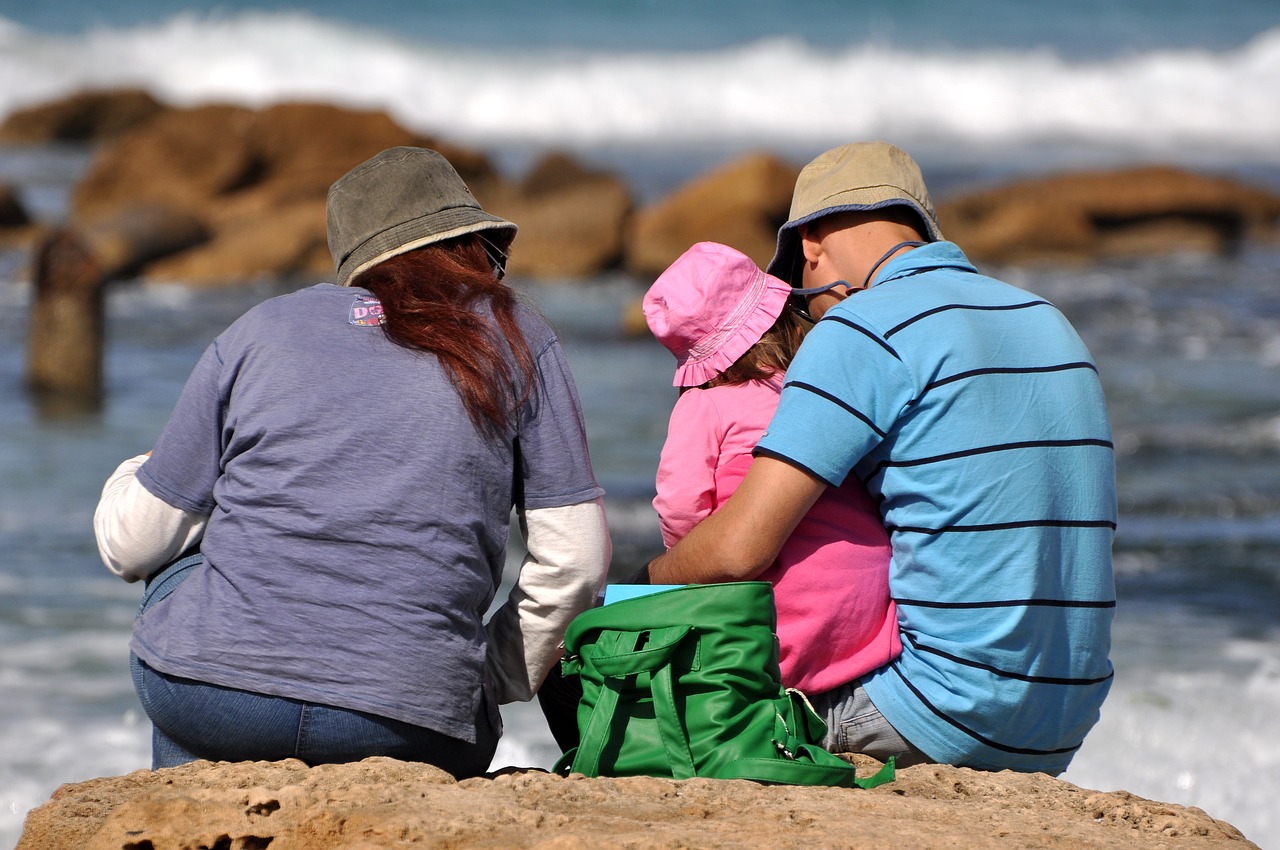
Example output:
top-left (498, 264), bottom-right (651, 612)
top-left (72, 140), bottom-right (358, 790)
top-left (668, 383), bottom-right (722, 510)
top-left (0, 12), bottom-right (1278, 163)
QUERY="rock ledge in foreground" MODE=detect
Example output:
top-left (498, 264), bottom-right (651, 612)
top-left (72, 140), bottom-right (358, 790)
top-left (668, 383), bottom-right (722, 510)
top-left (17, 756), bottom-right (1256, 850)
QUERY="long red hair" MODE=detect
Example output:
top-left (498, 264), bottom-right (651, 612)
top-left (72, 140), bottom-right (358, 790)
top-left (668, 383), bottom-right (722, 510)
top-left (355, 235), bottom-right (535, 435)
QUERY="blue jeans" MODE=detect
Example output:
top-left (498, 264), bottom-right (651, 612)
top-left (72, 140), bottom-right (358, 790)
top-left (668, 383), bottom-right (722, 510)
top-left (131, 553), bottom-right (499, 776)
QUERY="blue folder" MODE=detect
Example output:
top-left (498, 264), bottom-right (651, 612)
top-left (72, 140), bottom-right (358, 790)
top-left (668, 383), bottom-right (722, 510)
top-left (601, 584), bottom-right (685, 605)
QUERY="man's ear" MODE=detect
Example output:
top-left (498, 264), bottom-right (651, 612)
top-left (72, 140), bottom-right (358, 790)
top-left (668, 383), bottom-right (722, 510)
top-left (799, 223), bottom-right (823, 264)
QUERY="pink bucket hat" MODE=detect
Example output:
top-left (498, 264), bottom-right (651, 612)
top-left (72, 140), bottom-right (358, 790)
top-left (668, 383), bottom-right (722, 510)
top-left (643, 242), bottom-right (792, 388)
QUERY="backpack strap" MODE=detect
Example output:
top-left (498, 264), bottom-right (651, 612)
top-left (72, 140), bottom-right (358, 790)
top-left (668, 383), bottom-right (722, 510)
top-left (649, 647), bottom-right (698, 779)
top-left (708, 689), bottom-right (896, 788)
top-left (558, 626), bottom-right (699, 778)
top-left (714, 750), bottom-right (897, 788)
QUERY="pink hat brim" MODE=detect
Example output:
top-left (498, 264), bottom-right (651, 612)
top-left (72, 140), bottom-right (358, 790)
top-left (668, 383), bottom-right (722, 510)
top-left (670, 273), bottom-right (792, 387)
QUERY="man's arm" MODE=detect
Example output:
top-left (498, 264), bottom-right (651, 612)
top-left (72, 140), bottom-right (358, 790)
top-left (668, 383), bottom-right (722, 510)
top-left (647, 455), bottom-right (827, 584)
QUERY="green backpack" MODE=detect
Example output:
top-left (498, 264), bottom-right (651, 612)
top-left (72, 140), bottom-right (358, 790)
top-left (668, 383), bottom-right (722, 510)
top-left (553, 581), bottom-right (894, 788)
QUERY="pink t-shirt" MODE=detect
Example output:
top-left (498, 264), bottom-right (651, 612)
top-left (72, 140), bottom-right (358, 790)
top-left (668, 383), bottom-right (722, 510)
top-left (653, 376), bottom-right (900, 694)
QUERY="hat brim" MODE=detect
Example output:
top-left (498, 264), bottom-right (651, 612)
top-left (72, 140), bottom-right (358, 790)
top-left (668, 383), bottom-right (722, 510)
top-left (337, 208), bottom-right (516, 287)
top-left (765, 198), bottom-right (943, 285)
top-left (670, 274), bottom-right (792, 387)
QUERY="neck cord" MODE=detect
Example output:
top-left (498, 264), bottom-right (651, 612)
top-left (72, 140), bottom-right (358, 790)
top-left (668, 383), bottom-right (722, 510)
top-left (791, 240), bottom-right (927, 298)
top-left (788, 240), bottom-right (931, 311)
top-left (862, 241), bottom-right (925, 288)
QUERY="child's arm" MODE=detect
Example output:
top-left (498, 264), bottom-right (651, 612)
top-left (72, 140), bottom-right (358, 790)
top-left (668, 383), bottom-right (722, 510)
top-left (653, 389), bottom-right (725, 548)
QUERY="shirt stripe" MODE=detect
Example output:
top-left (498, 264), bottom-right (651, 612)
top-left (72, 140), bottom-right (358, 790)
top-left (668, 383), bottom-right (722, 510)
top-left (866, 438), bottom-right (1114, 480)
top-left (896, 598), bottom-right (1116, 610)
top-left (903, 632), bottom-right (1116, 686)
top-left (783, 380), bottom-right (888, 438)
top-left (910, 362), bottom-right (1099, 402)
top-left (890, 664), bottom-right (1085, 757)
top-left (885, 299), bottom-right (1053, 338)
top-left (888, 519), bottom-right (1118, 535)
top-left (821, 315), bottom-right (902, 359)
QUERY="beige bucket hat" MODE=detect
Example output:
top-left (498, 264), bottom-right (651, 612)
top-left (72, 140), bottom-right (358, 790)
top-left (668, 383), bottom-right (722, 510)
top-left (765, 141), bottom-right (943, 285)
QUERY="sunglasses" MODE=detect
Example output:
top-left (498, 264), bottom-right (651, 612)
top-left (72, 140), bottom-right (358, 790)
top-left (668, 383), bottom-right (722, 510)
top-left (479, 234), bottom-right (508, 280)
top-left (789, 279), bottom-right (852, 323)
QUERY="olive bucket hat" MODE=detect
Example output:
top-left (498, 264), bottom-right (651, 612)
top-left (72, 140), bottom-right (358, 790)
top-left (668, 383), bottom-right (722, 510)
top-left (765, 141), bottom-right (943, 285)
top-left (327, 146), bottom-right (517, 286)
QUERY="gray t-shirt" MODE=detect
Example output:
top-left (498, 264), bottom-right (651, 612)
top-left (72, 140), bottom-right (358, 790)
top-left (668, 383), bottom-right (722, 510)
top-left (133, 283), bottom-right (602, 742)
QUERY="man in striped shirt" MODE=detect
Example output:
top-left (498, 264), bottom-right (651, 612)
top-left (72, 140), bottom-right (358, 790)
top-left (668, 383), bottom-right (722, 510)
top-left (647, 142), bottom-right (1116, 775)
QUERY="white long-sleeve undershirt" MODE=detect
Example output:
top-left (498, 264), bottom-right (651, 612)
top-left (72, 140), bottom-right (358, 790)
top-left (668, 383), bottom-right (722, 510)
top-left (94, 454), bottom-right (208, 583)
top-left (485, 498), bottom-right (610, 703)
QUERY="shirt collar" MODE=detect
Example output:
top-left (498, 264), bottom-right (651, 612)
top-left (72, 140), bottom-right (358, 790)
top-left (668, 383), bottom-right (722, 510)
top-left (870, 241), bottom-right (976, 288)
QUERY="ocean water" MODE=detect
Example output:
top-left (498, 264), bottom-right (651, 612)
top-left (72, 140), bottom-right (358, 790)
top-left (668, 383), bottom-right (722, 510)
top-left (1, 0), bottom-right (1279, 185)
top-left (1, 2), bottom-right (1279, 848)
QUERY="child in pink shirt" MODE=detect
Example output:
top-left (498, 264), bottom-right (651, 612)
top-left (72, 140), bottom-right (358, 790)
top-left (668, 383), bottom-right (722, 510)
top-left (643, 242), bottom-right (900, 694)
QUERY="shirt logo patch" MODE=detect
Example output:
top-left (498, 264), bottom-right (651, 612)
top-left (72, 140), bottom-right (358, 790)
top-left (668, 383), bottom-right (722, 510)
top-left (349, 294), bottom-right (385, 326)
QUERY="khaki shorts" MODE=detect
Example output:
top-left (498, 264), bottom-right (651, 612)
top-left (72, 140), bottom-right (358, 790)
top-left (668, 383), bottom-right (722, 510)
top-left (809, 679), bottom-right (932, 768)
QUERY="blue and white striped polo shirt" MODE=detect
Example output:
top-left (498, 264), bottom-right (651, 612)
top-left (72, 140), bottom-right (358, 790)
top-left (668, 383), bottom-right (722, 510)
top-left (756, 241), bottom-right (1116, 774)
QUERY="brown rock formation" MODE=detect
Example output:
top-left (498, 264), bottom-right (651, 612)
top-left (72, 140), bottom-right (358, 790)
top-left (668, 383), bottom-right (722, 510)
top-left (11, 90), bottom-right (1280, 286)
top-left (488, 151), bottom-right (634, 280)
top-left (57, 97), bottom-right (641, 284)
top-left (0, 182), bottom-right (39, 250)
top-left (54, 95), bottom-right (655, 285)
top-left (73, 103), bottom-right (259, 218)
top-left (625, 152), bottom-right (800, 278)
top-left (70, 101), bottom-right (427, 220)
top-left (145, 198), bottom-right (330, 283)
top-left (0, 88), bottom-right (165, 144)
top-left (17, 757), bottom-right (1256, 850)
top-left (68, 101), bottom-right (501, 284)
top-left (937, 165), bottom-right (1280, 265)
top-left (10, 94), bottom-right (638, 283)
top-left (75, 204), bottom-right (212, 279)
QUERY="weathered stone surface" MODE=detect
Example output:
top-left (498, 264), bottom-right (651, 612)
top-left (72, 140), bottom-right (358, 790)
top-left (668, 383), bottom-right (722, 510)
top-left (58, 97), bottom-right (638, 283)
top-left (17, 757), bottom-right (1256, 850)
top-left (489, 151), bottom-right (635, 280)
top-left (69, 101), bottom-right (457, 220)
top-left (625, 152), bottom-right (799, 278)
top-left (232, 101), bottom-right (497, 209)
top-left (65, 99), bottom-right (505, 284)
top-left (76, 203), bottom-right (211, 280)
top-left (936, 165), bottom-right (1280, 264)
top-left (145, 197), bottom-right (330, 284)
top-left (9, 90), bottom-right (1280, 286)
top-left (0, 88), bottom-right (165, 144)
top-left (72, 103), bottom-right (260, 217)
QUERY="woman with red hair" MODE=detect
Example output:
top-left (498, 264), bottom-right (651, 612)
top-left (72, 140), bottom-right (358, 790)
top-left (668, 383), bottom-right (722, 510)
top-left (95, 147), bottom-right (610, 776)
